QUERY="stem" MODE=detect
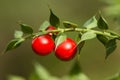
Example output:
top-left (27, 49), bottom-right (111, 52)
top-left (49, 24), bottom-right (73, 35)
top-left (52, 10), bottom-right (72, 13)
top-left (23, 27), bottom-right (120, 40)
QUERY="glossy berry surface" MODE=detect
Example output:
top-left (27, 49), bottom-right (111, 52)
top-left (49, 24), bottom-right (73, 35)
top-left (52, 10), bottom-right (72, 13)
top-left (55, 38), bottom-right (77, 61)
top-left (46, 26), bottom-right (58, 36)
top-left (32, 35), bottom-right (55, 56)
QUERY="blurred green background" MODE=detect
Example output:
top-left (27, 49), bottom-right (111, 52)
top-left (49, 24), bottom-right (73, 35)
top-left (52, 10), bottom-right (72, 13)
top-left (0, 0), bottom-right (120, 80)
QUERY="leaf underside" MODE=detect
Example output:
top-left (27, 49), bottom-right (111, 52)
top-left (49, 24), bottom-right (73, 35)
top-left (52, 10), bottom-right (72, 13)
top-left (55, 33), bottom-right (67, 48)
top-left (5, 39), bottom-right (24, 53)
top-left (83, 16), bottom-right (97, 29)
top-left (49, 9), bottom-right (60, 27)
top-left (97, 16), bottom-right (108, 30)
top-left (20, 24), bottom-right (33, 34)
top-left (97, 35), bottom-right (117, 59)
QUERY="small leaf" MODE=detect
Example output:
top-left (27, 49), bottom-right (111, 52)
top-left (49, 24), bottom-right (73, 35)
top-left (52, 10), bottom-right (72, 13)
top-left (34, 62), bottom-right (50, 80)
top-left (5, 38), bottom-right (24, 53)
top-left (77, 41), bottom-right (85, 55)
top-left (97, 35), bottom-right (117, 59)
top-left (14, 30), bottom-right (23, 38)
top-left (83, 16), bottom-right (97, 29)
top-left (49, 9), bottom-right (60, 27)
top-left (5, 39), bottom-right (18, 52)
top-left (81, 31), bottom-right (96, 42)
top-left (20, 24), bottom-right (33, 34)
top-left (76, 34), bottom-right (85, 55)
top-left (39, 21), bottom-right (50, 31)
top-left (105, 39), bottom-right (117, 59)
top-left (55, 33), bottom-right (67, 48)
top-left (69, 60), bottom-right (90, 80)
top-left (48, 77), bottom-right (60, 80)
top-left (29, 73), bottom-right (40, 80)
top-left (63, 21), bottom-right (78, 28)
top-left (97, 15), bottom-right (108, 30)
top-left (69, 60), bottom-right (82, 76)
top-left (7, 75), bottom-right (25, 80)
top-left (106, 73), bottom-right (120, 80)
top-left (30, 63), bottom-right (60, 80)
top-left (97, 34), bottom-right (108, 46)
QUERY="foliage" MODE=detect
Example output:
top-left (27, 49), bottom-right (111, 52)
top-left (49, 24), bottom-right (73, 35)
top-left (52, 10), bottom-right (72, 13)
top-left (5, 9), bottom-right (120, 59)
top-left (7, 62), bottom-right (120, 80)
top-left (4, 8), bottom-right (120, 80)
top-left (7, 61), bottom-right (90, 80)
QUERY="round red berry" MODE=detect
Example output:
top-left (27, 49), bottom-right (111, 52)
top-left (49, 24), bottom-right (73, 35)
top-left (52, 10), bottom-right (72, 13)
top-left (46, 26), bottom-right (58, 36)
top-left (32, 35), bottom-right (55, 56)
top-left (55, 38), bottom-right (77, 61)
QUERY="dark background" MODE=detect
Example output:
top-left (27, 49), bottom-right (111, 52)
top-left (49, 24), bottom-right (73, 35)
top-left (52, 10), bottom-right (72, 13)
top-left (0, 0), bottom-right (120, 80)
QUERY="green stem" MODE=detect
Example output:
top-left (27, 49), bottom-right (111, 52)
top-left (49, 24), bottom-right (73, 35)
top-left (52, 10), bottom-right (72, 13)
top-left (23, 27), bottom-right (120, 40)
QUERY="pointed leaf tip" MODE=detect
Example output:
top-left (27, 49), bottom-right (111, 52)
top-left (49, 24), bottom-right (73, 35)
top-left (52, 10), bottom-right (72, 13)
top-left (49, 9), bottom-right (60, 27)
top-left (69, 60), bottom-right (90, 80)
top-left (107, 72), bottom-right (120, 80)
top-left (105, 39), bottom-right (117, 59)
top-left (39, 21), bottom-right (50, 31)
top-left (20, 24), bottom-right (33, 34)
top-left (97, 15), bottom-right (108, 30)
top-left (34, 62), bottom-right (50, 80)
top-left (70, 60), bottom-right (82, 75)
top-left (63, 21), bottom-right (78, 28)
top-left (8, 75), bottom-right (25, 80)
top-left (55, 33), bottom-right (67, 48)
top-left (97, 34), bottom-right (108, 46)
top-left (81, 31), bottom-right (96, 42)
top-left (76, 34), bottom-right (85, 55)
top-left (83, 16), bottom-right (97, 29)
top-left (97, 35), bottom-right (117, 59)
top-left (77, 41), bottom-right (85, 55)
top-left (5, 38), bottom-right (24, 53)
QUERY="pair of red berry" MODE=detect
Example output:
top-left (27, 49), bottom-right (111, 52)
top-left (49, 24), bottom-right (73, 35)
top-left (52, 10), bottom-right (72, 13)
top-left (32, 26), bottom-right (77, 61)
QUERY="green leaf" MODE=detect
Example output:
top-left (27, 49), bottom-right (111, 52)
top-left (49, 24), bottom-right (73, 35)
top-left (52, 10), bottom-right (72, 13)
top-left (68, 60), bottom-right (90, 80)
top-left (7, 75), bottom-right (25, 80)
top-left (83, 16), bottom-right (97, 29)
top-left (69, 73), bottom-right (90, 80)
top-left (97, 34), bottom-right (108, 46)
top-left (97, 15), bottom-right (108, 30)
top-left (29, 62), bottom-right (60, 80)
top-left (69, 60), bottom-right (82, 76)
top-left (103, 0), bottom-right (120, 5)
top-left (34, 62), bottom-right (50, 80)
top-left (29, 72), bottom-right (41, 80)
top-left (34, 62), bottom-right (60, 80)
top-left (39, 21), bottom-right (50, 31)
top-left (63, 21), bottom-right (78, 28)
top-left (49, 9), bottom-right (60, 27)
top-left (97, 35), bottom-right (117, 59)
top-left (63, 74), bottom-right (90, 80)
top-left (107, 73), bottom-right (120, 80)
top-left (81, 31), bottom-right (96, 42)
top-left (76, 33), bottom-right (85, 55)
top-left (20, 24), bottom-right (33, 34)
top-left (48, 77), bottom-right (60, 80)
top-left (77, 41), bottom-right (85, 55)
top-left (105, 39), bottom-right (117, 59)
top-left (14, 30), bottom-right (23, 38)
top-left (55, 33), bottom-right (67, 48)
top-left (5, 38), bottom-right (25, 53)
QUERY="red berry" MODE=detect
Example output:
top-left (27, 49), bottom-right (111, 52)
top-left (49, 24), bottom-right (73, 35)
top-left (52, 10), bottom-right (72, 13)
top-left (55, 38), bottom-right (77, 61)
top-left (32, 35), bottom-right (55, 56)
top-left (46, 26), bottom-right (58, 36)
